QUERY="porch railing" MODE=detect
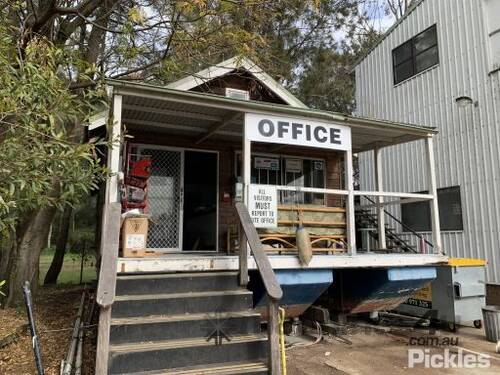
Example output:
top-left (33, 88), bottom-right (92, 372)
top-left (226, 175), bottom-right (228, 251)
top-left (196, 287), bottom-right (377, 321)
top-left (256, 184), bottom-right (440, 255)
top-left (95, 202), bottom-right (121, 374)
top-left (235, 202), bottom-right (283, 375)
top-left (359, 195), bottom-right (434, 253)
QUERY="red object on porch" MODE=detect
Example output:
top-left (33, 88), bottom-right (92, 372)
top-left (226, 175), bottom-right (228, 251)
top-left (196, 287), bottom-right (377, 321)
top-left (122, 147), bottom-right (151, 212)
top-left (125, 176), bottom-right (148, 189)
top-left (129, 158), bottom-right (152, 178)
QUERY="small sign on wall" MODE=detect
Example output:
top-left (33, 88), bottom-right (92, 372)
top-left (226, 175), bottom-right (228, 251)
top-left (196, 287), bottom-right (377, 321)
top-left (314, 161), bottom-right (324, 170)
top-left (248, 184), bottom-right (278, 228)
top-left (285, 158), bottom-right (302, 173)
top-left (255, 157), bottom-right (280, 170)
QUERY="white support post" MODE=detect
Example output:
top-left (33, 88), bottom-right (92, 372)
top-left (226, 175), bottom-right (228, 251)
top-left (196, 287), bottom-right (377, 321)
top-left (345, 149), bottom-right (356, 254)
top-left (242, 119), bottom-right (251, 259)
top-left (374, 147), bottom-right (386, 249)
top-left (242, 129), bottom-right (251, 206)
top-left (106, 94), bottom-right (122, 204)
top-left (425, 136), bottom-right (442, 254)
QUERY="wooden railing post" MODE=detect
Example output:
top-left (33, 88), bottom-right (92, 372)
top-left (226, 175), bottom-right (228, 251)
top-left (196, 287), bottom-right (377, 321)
top-left (96, 307), bottom-right (111, 374)
top-left (239, 226), bottom-right (248, 286)
top-left (268, 299), bottom-right (282, 375)
top-left (95, 202), bottom-right (121, 374)
top-left (234, 202), bottom-right (283, 374)
top-left (425, 136), bottom-right (442, 254)
top-left (345, 149), bottom-right (356, 254)
top-left (374, 147), bottom-right (386, 249)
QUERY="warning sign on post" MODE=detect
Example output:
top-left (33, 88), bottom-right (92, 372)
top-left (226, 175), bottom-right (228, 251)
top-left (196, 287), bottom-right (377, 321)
top-left (248, 184), bottom-right (278, 228)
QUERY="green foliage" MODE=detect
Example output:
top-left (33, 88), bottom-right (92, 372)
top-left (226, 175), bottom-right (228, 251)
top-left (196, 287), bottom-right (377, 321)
top-left (295, 47), bottom-right (356, 113)
top-left (0, 12), bottom-right (108, 235)
top-left (0, 1), bottom-right (382, 235)
top-left (68, 228), bottom-right (95, 254)
top-left (66, 195), bottom-right (98, 254)
top-left (293, 25), bottom-right (381, 113)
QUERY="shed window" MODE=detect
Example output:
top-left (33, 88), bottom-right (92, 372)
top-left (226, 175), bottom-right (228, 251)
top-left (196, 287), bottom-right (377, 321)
top-left (392, 24), bottom-right (438, 84)
top-left (401, 186), bottom-right (463, 232)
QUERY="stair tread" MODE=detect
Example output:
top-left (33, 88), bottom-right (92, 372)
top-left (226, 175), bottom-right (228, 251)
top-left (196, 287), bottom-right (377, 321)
top-left (110, 334), bottom-right (267, 353)
top-left (111, 311), bottom-right (261, 325)
top-left (115, 289), bottom-right (252, 301)
top-left (117, 271), bottom-right (239, 280)
top-left (126, 361), bottom-right (268, 374)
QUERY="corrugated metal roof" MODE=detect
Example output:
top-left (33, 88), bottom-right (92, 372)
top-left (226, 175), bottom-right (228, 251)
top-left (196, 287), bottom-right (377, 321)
top-left (107, 78), bottom-right (437, 138)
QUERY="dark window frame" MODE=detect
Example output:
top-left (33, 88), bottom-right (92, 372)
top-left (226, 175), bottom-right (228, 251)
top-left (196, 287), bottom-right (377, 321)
top-left (401, 185), bottom-right (463, 232)
top-left (235, 153), bottom-right (327, 205)
top-left (392, 24), bottom-right (439, 85)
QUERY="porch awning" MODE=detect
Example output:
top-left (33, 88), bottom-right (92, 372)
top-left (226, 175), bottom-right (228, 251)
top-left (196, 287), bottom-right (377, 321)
top-left (105, 79), bottom-right (437, 153)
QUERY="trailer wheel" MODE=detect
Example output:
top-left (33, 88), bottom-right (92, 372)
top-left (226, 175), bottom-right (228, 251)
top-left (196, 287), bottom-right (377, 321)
top-left (446, 322), bottom-right (457, 332)
top-left (474, 320), bottom-right (482, 329)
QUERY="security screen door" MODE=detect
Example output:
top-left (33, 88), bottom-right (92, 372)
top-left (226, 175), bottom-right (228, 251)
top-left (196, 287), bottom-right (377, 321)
top-left (140, 147), bottom-right (183, 251)
top-left (137, 146), bottom-right (218, 251)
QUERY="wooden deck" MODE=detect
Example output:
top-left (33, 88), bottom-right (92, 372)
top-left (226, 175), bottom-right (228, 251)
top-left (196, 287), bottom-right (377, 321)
top-left (116, 253), bottom-right (449, 273)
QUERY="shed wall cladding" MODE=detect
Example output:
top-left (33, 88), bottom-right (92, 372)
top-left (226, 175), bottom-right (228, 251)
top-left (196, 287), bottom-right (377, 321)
top-left (355, 0), bottom-right (500, 282)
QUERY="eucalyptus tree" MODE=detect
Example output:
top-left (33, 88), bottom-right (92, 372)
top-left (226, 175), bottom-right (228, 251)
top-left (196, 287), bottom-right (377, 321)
top-left (0, 0), bottom-right (368, 305)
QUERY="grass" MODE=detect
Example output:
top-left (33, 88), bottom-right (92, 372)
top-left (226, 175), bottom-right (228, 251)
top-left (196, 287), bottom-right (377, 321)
top-left (39, 249), bottom-right (96, 285)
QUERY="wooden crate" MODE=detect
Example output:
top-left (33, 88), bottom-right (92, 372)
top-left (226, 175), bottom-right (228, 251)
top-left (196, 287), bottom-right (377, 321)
top-left (121, 248), bottom-right (162, 258)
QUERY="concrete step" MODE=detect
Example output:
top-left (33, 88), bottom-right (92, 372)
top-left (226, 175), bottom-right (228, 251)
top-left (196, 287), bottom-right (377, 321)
top-left (116, 272), bottom-right (240, 296)
top-left (110, 311), bottom-right (262, 344)
top-left (111, 290), bottom-right (253, 318)
top-left (125, 361), bottom-right (268, 374)
top-left (108, 334), bottom-right (268, 374)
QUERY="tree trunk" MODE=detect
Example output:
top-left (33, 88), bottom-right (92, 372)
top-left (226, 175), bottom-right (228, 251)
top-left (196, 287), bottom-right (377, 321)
top-left (44, 206), bottom-right (73, 285)
top-left (3, 206), bottom-right (57, 307)
top-left (0, 230), bottom-right (15, 280)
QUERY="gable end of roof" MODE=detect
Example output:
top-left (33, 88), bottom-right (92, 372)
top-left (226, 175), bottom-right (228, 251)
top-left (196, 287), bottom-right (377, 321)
top-left (167, 56), bottom-right (308, 109)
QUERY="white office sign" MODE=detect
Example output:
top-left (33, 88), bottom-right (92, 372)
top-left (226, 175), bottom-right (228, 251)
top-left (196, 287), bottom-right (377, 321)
top-left (245, 113), bottom-right (351, 151)
top-left (248, 184), bottom-right (278, 228)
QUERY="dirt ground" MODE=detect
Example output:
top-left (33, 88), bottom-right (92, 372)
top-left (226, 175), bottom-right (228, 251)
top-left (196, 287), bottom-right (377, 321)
top-left (0, 286), bottom-right (96, 375)
top-left (286, 323), bottom-right (500, 374)
top-left (2, 287), bottom-right (500, 374)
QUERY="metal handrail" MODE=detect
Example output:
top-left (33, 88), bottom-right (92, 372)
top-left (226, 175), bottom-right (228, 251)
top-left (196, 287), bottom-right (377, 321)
top-left (360, 195), bottom-right (434, 248)
top-left (234, 202), bottom-right (282, 374)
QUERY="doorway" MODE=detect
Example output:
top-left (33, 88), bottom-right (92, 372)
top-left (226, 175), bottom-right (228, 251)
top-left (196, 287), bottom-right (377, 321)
top-left (183, 151), bottom-right (218, 251)
top-left (135, 145), bottom-right (218, 252)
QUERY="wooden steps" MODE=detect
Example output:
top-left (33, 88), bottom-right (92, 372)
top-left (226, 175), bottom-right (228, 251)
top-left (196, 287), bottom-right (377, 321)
top-left (108, 271), bottom-right (268, 374)
top-left (126, 361), bottom-right (268, 374)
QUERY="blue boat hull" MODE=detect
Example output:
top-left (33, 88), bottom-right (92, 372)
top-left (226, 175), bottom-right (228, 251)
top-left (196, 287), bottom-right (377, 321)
top-left (248, 269), bottom-right (333, 319)
top-left (249, 266), bottom-right (437, 318)
top-left (323, 267), bottom-right (437, 313)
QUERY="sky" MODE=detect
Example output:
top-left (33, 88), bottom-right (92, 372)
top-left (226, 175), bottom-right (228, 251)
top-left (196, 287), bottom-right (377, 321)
top-left (331, 1), bottom-right (396, 47)
top-left (363, 1), bottom-right (398, 31)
